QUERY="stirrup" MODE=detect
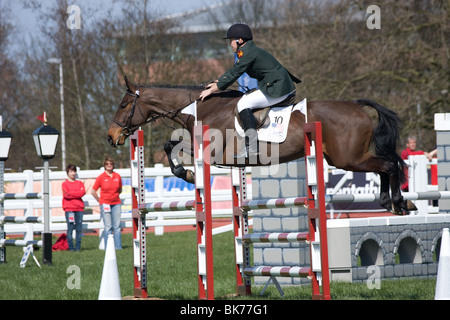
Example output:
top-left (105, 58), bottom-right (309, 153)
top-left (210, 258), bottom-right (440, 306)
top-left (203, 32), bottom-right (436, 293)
top-left (234, 146), bottom-right (259, 159)
top-left (234, 148), bottom-right (248, 159)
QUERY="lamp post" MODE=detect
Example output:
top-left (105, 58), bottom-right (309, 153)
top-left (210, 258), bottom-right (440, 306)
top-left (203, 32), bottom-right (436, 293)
top-left (33, 124), bottom-right (60, 265)
top-left (47, 58), bottom-right (65, 170)
top-left (0, 129), bottom-right (12, 161)
top-left (0, 123), bottom-right (13, 263)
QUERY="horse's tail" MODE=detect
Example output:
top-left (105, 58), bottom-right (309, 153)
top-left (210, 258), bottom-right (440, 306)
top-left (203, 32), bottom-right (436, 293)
top-left (355, 98), bottom-right (406, 184)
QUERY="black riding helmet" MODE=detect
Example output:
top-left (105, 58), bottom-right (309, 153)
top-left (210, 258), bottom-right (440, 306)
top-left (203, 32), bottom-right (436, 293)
top-left (223, 23), bottom-right (253, 41)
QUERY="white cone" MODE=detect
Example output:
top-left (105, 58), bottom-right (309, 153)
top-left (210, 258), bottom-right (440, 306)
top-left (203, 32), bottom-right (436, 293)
top-left (98, 234), bottom-right (121, 300)
top-left (435, 228), bottom-right (450, 300)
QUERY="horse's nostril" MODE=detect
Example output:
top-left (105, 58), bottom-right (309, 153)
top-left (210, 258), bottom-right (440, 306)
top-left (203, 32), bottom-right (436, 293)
top-left (107, 135), bottom-right (116, 147)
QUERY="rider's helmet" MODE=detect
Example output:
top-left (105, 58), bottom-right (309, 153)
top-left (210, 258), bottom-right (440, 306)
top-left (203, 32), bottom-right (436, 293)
top-left (223, 23), bottom-right (253, 41)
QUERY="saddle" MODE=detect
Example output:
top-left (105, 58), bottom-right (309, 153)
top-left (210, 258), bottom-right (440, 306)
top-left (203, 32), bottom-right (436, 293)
top-left (234, 92), bottom-right (297, 129)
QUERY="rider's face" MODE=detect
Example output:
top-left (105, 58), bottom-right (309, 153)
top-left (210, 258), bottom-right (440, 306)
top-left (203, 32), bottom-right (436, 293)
top-left (229, 38), bottom-right (242, 53)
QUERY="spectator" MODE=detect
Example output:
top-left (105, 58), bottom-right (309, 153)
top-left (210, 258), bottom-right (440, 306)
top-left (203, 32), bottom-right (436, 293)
top-left (92, 156), bottom-right (123, 250)
top-left (401, 135), bottom-right (434, 191)
top-left (401, 135), bottom-right (432, 160)
top-left (62, 164), bottom-right (86, 251)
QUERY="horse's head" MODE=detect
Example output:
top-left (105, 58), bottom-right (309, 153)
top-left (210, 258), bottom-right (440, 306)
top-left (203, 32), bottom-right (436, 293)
top-left (107, 77), bottom-right (203, 147)
top-left (107, 77), bottom-right (151, 147)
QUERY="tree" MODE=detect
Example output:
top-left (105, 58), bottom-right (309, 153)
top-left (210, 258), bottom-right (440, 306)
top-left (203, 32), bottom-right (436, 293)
top-left (221, 0), bottom-right (448, 151)
top-left (0, 3), bottom-right (40, 171)
top-left (3, 0), bottom-right (447, 171)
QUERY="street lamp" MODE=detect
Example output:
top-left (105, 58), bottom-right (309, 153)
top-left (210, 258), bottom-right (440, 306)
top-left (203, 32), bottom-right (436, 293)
top-left (33, 124), bottom-right (60, 160)
top-left (0, 125), bottom-right (12, 263)
top-left (0, 129), bottom-right (12, 161)
top-left (33, 124), bottom-right (60, 266)
top-left (47, 58), bottom-right (65, 170)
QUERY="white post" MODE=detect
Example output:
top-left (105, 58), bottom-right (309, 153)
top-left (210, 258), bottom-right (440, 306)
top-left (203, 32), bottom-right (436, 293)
top-left (59, 62), bottom-right (66, 170)
top-left (408, 155), bottom-right (428, 214)
top-left (23, 170), bottom-right (34, 217)
top-left (154, 164), bottom-right (164, 236)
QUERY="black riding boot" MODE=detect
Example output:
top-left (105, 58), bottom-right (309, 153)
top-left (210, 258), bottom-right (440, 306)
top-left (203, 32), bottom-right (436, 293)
top-left (234, 108), bottom-right (259, 159)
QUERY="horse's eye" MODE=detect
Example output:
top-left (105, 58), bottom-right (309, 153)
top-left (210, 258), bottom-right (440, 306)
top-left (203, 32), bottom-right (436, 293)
top-left (120, 103), bottom-right (128, 109)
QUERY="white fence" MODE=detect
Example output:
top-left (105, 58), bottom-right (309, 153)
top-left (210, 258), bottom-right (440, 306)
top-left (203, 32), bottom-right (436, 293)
top-left (2, 164), bottom-right (252, 236)
top-left (2, 154), bottom-right (435, 237)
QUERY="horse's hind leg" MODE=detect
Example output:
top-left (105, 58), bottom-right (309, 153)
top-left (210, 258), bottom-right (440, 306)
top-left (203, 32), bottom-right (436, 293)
top-left (388, 163), bottom-right (417, 214)
top-left (378, 172), bottom-right (392, 212)
top-left (352, 157), bottom-right (416, 215)
top-left (337, 155), bottom-right (397, 213)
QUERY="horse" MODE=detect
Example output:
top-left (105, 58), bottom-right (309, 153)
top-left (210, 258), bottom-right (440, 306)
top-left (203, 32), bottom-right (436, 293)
top-left (107, 77), bottom-right (416, 215)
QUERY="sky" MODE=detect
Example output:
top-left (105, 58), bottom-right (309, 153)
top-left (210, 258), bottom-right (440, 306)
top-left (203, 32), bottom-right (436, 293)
top-left (5, 0), bottom-right (227, 55)
top-left (9, 0), bottom-right (224, 29)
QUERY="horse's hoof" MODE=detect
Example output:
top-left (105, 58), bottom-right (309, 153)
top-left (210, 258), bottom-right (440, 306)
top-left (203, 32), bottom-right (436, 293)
top-left (390, 209), bottom-right (404, 216)
top-left (406, 200), bottom-right (418, 211)
top-left (186, 169), bottom-right (195, 184)
top-left (390, 204), bottom-right (406, 216)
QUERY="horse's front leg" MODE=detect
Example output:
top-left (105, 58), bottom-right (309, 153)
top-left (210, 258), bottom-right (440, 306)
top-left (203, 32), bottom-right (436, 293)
top-left (164, 140), bottom-right (195, 183)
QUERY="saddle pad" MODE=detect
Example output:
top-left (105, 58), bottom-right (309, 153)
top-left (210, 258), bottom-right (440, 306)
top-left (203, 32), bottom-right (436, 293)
top-left (235, 98), bottom-right (307, 143)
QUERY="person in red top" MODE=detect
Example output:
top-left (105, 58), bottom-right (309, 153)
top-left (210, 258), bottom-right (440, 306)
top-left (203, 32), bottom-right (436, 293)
top-left (62, 164), bottom-right (86, 251)
top-left (400, 136), bottom-right (434, 191)
top-left (92, 156), bottom-right (123, 249)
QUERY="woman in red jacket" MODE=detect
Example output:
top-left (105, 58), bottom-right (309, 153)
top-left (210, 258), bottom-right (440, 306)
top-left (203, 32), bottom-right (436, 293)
top-left (91, 156), bottom-right (123, 250)
top-left (62, 164), bottom-right (86, 251)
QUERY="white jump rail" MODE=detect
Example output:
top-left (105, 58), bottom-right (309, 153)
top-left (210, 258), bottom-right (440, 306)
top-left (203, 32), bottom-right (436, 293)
top-left (325, 191), bottom-right (450, 203)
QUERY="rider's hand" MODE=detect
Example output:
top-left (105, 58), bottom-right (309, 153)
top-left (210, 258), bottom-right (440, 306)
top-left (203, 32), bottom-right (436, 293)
top-left (199, 82), bottom-right (219, 101)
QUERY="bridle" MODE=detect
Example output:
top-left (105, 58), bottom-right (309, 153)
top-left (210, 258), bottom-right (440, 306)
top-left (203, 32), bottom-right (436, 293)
top-left (112, 88), bottom-right (198, 146)
top-left (112, 89), bottom-right (144, 145)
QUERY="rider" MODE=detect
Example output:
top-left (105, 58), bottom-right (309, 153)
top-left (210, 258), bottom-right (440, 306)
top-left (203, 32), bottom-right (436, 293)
top-left (199, 23), bottom-right (301, 159)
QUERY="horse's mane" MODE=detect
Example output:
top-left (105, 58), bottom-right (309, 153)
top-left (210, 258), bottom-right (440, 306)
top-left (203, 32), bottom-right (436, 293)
top-left (214, 90), bottom-right (244, 99)
top-left (138, 84), bottom-right (244, 100)
top-left (139, 84), bottom-right (205, 91)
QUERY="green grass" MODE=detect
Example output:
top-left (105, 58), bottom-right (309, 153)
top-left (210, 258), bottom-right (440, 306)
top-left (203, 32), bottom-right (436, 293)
top-left (0, 231), bottom-right (437, 300)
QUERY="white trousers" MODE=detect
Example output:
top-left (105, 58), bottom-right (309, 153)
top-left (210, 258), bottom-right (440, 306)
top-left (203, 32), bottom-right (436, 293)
top-left (236, 89), bottom-right (295, 113)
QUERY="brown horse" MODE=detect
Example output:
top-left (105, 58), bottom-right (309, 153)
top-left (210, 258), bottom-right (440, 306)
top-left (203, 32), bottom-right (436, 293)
top-left (108, 77), bottom-right (415, 215)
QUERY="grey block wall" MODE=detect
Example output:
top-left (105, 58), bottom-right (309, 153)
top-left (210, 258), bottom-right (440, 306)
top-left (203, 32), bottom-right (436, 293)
top-left (436, 114), bottom-right (450, 214)
top-left (251, 161), bottom-right (311, 285)
top-left (327, 215), bottom-right (450, 283)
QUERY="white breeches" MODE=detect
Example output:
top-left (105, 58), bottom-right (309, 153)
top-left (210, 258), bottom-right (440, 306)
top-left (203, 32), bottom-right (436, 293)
top-left (236, 89), bottom-right (295, 113)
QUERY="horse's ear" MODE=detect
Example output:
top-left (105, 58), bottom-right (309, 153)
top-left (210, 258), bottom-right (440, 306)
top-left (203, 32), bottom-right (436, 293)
top-left (124, 76), bottom-right (135, 91)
